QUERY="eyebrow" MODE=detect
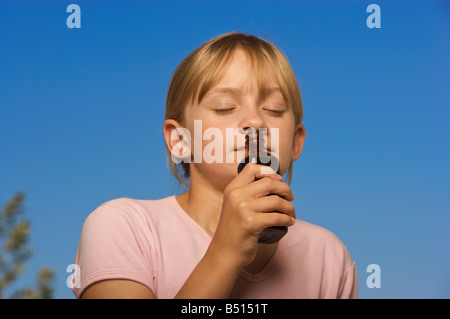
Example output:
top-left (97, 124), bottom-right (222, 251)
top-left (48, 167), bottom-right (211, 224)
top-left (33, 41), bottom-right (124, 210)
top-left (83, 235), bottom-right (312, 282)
top-left (206, 86), bottom-right (283, 97)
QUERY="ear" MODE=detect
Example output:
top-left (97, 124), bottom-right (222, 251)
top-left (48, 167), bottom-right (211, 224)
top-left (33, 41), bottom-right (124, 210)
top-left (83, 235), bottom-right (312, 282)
top-left (163, 119), bottom-right (192, 161)
top-left (291, 123), bottom-right (306, 162)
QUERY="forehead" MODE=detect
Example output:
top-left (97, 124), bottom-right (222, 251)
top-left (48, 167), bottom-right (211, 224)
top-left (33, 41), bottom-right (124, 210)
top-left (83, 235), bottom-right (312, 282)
top-left (205, 86), bottom-right (284, 100)
top-left (204, 49), bottom-right (281, 99)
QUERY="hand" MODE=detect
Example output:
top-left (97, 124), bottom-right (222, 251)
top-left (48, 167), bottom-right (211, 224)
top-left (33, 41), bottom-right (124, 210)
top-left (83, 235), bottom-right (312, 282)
top-left (209, 163), bottom-right (296, 270)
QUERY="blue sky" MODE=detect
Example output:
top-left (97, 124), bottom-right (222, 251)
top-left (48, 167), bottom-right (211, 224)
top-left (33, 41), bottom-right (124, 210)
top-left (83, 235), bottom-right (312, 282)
top-left (0, 0), bottom-right (449, 299)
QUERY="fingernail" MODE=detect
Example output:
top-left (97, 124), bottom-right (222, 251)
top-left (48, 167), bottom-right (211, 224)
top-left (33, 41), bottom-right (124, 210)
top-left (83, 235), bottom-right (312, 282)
top-left (259, 166), bottom-right (277, 175)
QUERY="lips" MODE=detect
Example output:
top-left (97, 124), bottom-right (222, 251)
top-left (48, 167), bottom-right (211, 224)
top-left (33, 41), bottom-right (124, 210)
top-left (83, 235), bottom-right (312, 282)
top-left (231, 133), bottom-right (273, 154)
top-left (233, 145), bottom-right (273, 154)
top-left (234, 145), bottom-right (247, 152)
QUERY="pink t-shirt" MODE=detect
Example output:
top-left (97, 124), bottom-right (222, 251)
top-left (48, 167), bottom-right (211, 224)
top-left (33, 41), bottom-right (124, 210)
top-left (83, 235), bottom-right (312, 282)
top-left (72, 195), bottom-right (358, 298)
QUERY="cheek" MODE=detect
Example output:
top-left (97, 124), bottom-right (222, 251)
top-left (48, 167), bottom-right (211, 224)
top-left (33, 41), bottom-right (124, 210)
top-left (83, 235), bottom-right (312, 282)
top-left (276, 128), bottom-right (294, 160)
top-left (187, 120), bottom-right (233, 163)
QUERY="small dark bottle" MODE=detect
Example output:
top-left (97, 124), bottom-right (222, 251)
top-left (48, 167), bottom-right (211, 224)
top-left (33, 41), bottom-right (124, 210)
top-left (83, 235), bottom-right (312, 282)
top-left (237, 128), bottom-right (288, 244)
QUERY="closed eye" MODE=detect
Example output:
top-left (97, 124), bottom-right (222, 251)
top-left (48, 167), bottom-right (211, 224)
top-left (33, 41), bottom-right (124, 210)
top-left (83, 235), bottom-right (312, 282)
top-left (214, 108), bottom-right (235, 114)
top-left (263, 109), bottom-right (285, 116)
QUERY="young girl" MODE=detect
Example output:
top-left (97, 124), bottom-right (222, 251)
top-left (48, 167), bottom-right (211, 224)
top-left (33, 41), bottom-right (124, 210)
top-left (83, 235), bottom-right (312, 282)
top-left (72, 32), bottom-right (358, 299)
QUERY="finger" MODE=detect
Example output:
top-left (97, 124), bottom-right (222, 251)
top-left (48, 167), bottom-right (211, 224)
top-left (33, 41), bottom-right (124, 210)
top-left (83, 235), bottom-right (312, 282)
top-left (254, 211), bottom-right (296, 231)
top-left (245, 177), bottom-right (294, 201)
top-left (256, 165), bottom-right (281, 178)
top-left (233, 163), bottom-right (281, 187)
top-left (250, 195), bottom-right (296, 219)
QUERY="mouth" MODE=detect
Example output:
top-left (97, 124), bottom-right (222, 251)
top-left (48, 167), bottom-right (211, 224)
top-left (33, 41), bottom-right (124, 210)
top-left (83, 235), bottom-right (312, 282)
top-left (233, 145), bottom-right (273, 154)
top-left (234, 145), bottom-right (247, 153)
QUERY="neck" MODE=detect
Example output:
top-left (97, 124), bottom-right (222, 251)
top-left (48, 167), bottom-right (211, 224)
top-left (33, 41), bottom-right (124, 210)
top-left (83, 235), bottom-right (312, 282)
top-left (176, 165), bottom-right (226, 237)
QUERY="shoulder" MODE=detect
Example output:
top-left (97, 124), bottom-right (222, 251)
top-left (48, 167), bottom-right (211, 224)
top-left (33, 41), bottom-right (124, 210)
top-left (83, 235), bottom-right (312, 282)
top-left (96, 196), bottom-right (172, 215)
top-left (288, 219), bottom-right (354, 266)
top-left (290, 219), bottom-right (343, 243)
top-left (80, 196), bottom-right (177, 241)
top-left (76, 196), bottom-right (177, 275)
top-left (280, 220), bottom-right (357, 298)
top-left (87, 196), bottom-right (175, 223)
top-left (82, 198), bottom-right (144, 231)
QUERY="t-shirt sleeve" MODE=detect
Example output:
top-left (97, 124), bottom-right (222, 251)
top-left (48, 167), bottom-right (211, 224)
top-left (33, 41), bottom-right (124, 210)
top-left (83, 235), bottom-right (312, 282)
top-left (338, 262), bottom-right (358, 299)
top-left (72, 201), bottom-right (157, 298)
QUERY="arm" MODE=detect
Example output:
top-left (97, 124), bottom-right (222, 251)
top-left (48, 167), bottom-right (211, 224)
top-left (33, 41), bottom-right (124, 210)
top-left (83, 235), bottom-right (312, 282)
top-left (80, 249), bottom-right (239, 299)
top-left (176, 163), bottom-right (295, 298)
top-left (174, 245), bottom-right (241, 299)
top-left (81, 279), bottom-right (156, 299)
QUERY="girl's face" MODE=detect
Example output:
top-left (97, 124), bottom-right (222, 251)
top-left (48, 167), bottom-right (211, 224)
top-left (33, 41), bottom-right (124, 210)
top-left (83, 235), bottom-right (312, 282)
top-left (182, 49), bottom-right (305, 189)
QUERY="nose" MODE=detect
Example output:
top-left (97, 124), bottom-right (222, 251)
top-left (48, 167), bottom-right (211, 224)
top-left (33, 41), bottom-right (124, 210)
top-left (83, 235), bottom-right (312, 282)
top-left (238, 107), bottom-right (267, 135)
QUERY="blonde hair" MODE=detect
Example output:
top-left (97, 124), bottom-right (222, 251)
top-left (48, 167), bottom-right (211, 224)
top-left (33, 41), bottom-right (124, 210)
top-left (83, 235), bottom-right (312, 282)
top-left (164, 32), bottom-right (303, 189)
